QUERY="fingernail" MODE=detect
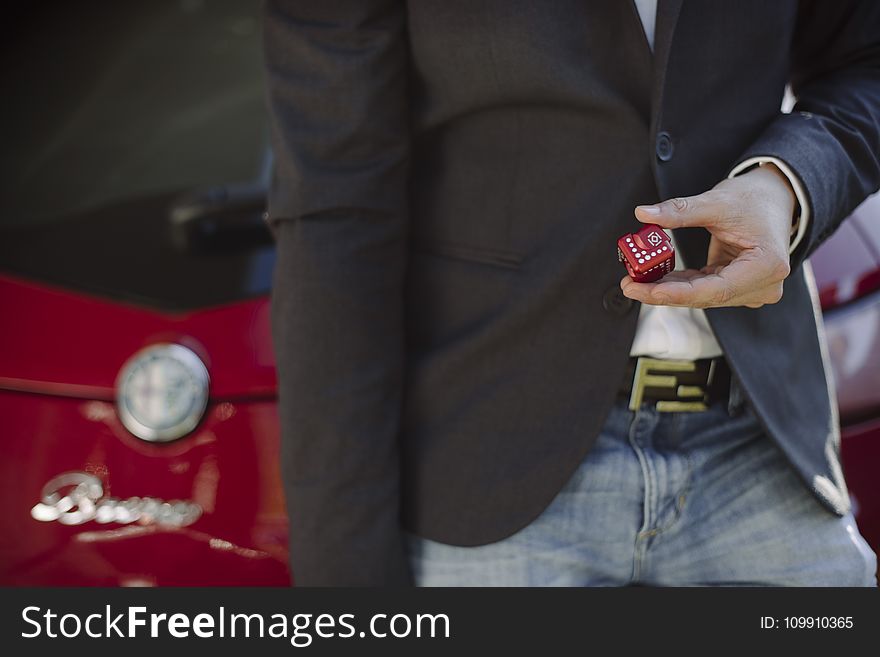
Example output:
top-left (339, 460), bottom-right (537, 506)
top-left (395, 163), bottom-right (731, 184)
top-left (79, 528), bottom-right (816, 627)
top-left (636, 205), bottom-right (661, 215)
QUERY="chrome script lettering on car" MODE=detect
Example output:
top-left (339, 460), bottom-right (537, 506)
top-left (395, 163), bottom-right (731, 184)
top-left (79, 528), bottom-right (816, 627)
top-left (30, 472), bottom-right (201, 527)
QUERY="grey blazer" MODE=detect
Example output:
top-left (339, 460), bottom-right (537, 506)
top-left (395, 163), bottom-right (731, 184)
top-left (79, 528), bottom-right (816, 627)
top-left (263, 0), bottom-right (880, 585)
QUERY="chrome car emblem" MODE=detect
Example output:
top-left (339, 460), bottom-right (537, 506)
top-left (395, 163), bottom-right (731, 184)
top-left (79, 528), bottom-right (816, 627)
top-left (116, 343), bottom-right (209, 442)
top-left (30, 472), bottom-right (202, 527)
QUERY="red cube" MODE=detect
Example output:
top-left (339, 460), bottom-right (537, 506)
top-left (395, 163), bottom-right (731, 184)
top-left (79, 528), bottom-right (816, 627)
top-left (617, 224), bottom-right (675, 283)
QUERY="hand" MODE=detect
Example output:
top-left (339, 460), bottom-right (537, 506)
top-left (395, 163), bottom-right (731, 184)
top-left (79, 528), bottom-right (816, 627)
top-left (620, 164), bottom-right (796, 308)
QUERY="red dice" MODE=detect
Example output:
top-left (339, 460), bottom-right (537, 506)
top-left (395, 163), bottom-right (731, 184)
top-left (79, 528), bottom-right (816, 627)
top-left (617, 224), bottom-right (675, 283)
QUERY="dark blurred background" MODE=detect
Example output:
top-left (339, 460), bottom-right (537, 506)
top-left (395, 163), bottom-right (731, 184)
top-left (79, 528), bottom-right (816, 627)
top-left (1, 0), bottom-right (266, 230)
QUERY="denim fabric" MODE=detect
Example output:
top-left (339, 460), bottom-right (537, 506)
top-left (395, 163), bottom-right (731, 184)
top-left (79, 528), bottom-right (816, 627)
top-left (404, 399), bottom-right (877, 587)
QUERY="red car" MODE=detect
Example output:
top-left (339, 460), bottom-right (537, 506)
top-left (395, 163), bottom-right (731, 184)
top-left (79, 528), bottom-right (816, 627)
top-left (811, 192), bottom-right (880, 554)
top-left (1, 1), bottom-right (877, 585)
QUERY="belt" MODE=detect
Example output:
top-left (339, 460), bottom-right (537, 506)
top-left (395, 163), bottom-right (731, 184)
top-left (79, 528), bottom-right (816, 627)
top-left (618, 356), bottom-right (731, 412)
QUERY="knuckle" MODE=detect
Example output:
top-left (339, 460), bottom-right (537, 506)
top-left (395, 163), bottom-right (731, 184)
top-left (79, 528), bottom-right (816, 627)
top-left (669, 197), bottom-right (689, 213)
top-left (715, 286), bottom-right (737, 306)
top-left (755, 247), bottom-right (790, 282)
top-left (756, 285), bottom-right (784, 306)
top-left (774, 257), bottom-right (792, 280)
top-left (766, 284), bottom-right (785, 304)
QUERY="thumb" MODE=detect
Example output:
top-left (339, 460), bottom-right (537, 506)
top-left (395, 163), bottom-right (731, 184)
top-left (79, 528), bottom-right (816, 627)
top-left (635, 192), bottom-right (721, 229)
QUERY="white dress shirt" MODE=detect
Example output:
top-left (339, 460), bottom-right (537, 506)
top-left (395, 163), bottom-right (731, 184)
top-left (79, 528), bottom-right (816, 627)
top-left (628, 0), bottom-right (809, 360)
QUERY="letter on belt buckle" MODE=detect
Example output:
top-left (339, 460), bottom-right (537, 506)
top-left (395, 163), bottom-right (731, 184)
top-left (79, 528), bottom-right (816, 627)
top-left (629, 357), bottom-right (711, 412)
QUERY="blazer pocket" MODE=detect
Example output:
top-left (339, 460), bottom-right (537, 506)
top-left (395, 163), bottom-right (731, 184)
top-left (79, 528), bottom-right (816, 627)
top-left (413, 240), bottom-right (524, 270)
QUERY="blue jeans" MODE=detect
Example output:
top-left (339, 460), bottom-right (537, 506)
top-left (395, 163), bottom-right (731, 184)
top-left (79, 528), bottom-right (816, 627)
top-left (404, 399), bottom-right (878, 586)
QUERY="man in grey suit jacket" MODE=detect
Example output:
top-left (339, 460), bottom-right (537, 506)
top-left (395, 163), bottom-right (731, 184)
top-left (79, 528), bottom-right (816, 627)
top-left (263, 0), bottom-right (880, 586)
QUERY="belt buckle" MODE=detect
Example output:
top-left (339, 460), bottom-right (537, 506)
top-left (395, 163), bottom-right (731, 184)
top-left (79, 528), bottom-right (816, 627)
top-left (628, 357), bottom-right (712, 412)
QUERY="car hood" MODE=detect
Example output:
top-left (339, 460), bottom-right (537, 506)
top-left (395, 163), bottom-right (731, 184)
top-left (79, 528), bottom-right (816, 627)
top-left (811, 193), bottom-right (880, 309)
top-left (0, 273), bottom-right (276, 400)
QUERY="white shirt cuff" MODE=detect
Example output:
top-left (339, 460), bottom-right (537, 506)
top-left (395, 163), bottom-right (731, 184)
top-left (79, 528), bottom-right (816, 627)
top-left (728, 156), bottom-right (810, 255)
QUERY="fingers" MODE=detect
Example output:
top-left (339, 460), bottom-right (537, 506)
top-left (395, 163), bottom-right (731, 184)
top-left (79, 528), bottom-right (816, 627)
top-left (620, 257), bottom-right (785, 308)
top-left (621, 269), bottom-right (733, 308)
top-left (621, 275), bottom-right (781, 308)
top-left (635, 191), bottom-right (726, 229)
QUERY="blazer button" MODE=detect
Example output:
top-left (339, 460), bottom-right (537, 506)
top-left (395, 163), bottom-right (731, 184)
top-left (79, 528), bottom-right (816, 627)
top-left (602, 286), bottom-right (633, 315)
top-left (656, 131), bottom-right (674, 162)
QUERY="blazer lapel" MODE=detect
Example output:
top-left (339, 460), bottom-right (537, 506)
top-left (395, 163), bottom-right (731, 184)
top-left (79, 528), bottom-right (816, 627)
top-left (650, 0), bottom-right (683, 123)
top-left (649, 0), bottom-right (709, 267)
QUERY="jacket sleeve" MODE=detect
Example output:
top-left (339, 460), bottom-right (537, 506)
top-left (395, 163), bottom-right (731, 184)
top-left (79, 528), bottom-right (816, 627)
top-left (262, 0), bottom-right (412, 586)
top-left (733, 0), bottom-right (880, 271)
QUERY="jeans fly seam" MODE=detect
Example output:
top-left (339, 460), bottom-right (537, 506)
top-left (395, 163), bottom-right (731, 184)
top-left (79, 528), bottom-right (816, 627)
top-left (627, 412), bottom-right (655, 582)
top-left (652, 450), bottom-right (694, 538)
